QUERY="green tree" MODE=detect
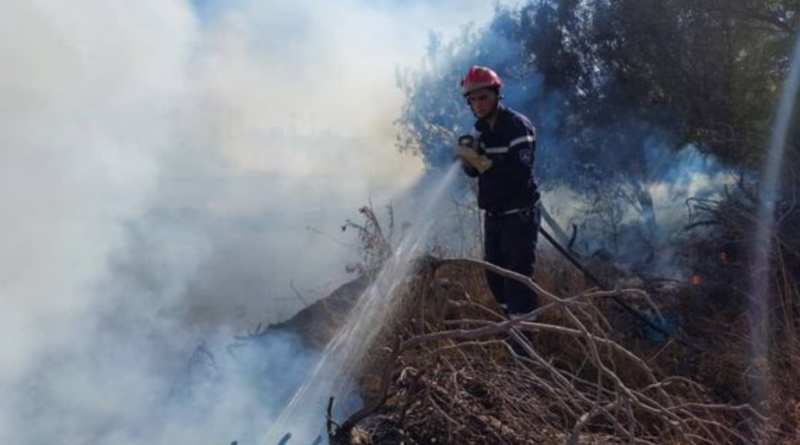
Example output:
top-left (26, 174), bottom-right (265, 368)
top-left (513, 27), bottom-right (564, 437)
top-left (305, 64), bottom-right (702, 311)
top-left (397, 0), bottom-right (800, 256)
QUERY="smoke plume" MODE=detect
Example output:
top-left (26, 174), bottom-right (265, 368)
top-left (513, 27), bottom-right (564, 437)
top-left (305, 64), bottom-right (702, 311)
top-left (0, 0), bottom-right (514, 443)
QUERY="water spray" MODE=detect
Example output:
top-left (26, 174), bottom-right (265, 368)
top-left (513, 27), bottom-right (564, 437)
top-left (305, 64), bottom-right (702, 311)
top-left (745, 25), bottom-right (800, 411)
top-left (262, 164), bottom-right (462, 445)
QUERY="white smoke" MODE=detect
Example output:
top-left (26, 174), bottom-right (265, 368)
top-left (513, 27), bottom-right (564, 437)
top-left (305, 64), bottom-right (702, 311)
top-left (0, 0), bottom-right (194, 391)
top-left (0, 0), bottom-right (513, 443)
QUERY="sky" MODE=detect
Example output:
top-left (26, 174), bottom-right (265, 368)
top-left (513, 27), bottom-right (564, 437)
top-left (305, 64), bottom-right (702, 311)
top-left (0, 0), bottom-right (518, 443)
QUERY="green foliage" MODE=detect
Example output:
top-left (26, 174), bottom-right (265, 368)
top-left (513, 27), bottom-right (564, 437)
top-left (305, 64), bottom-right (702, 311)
top-left (591, 0), bottom-right (795, 165)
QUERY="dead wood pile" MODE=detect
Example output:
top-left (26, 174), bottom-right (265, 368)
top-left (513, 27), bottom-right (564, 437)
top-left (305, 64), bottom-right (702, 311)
top-left (324, 256), bottom-right (768, 445)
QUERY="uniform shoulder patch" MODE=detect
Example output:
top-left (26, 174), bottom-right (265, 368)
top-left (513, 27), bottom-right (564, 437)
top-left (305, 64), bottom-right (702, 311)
top-left (519, 148), bottom-right (533, 163)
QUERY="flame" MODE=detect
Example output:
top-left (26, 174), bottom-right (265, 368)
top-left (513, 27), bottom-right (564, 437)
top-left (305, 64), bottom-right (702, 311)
top-left (690, 273), bottom-right (704, 285)
top-left (718, 251), bottom-right (728, 263)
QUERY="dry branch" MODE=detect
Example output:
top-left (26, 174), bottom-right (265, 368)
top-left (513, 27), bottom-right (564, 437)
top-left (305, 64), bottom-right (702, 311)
top-left (327, 256), bottom-right (765, 445)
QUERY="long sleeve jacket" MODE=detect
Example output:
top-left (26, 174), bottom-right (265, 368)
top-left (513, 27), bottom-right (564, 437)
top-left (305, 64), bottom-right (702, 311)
top-left (465, 104), bottom-right (539, 212)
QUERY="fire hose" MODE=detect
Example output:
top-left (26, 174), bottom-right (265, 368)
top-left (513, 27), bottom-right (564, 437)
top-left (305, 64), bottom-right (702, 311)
top-left (538, 208), bottom-right (699, 351)
top-left (453, 141), bottom-right (697, 350)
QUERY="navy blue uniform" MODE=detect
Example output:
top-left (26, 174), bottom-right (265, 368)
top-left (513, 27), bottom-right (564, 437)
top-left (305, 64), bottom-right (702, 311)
top-left (464, 104), bottom-right (541, 315)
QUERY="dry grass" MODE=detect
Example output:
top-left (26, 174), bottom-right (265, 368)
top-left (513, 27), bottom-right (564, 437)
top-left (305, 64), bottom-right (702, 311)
top-left (684, 177), bottom-right (800, 443)
top-left (324, 257), bottom-right (769, 445)
top-left (261, 192), bottom-right (800, 444)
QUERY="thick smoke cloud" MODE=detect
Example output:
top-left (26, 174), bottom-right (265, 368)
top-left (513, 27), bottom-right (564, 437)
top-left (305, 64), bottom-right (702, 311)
top-left (0, 0), bottom-right (514, 443)
top-left (0, 0), bottom-right (194, 392)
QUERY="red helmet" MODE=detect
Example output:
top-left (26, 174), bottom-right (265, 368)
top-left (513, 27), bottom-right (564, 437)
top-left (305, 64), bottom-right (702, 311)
top-left (460, 65), bottom-right (503, 96)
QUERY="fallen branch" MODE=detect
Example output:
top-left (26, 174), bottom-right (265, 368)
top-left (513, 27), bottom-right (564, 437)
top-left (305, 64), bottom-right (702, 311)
top-left (333, 256), bottom-right (764, 444)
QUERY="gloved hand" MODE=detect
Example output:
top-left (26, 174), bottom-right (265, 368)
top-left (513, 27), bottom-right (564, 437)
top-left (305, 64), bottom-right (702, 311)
top-left (456, 147), bottom-right (493, 174)
top-left (455, 135), bottom-right (492, 174)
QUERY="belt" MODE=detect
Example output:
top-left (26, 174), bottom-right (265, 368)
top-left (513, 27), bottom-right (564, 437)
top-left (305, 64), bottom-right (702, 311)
top-left (485, 207), bottom-right (527, 218)
top-left (484, 194), bottom-right (541, 219)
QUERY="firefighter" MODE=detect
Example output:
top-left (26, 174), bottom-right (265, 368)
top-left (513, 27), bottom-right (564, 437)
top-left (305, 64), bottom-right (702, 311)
top-left (455, 65), bottom-right (541, 318)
